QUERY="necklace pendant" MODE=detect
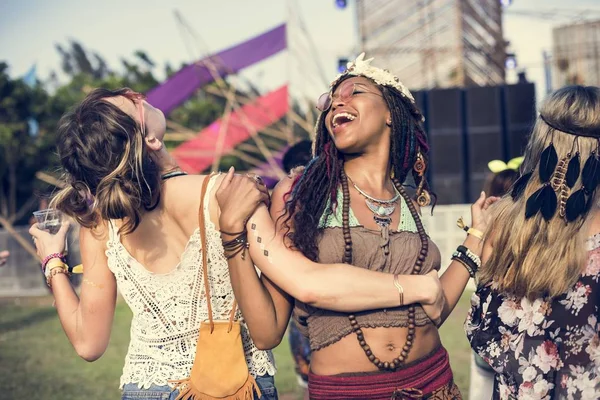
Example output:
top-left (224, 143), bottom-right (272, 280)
top-left (366, 199), bottom-right (395, 217)
top-left (373, 215), bottom-right (392, 228)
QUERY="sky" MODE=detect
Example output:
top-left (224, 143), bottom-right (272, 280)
top-left (1, 0), bottom-right (600, 105)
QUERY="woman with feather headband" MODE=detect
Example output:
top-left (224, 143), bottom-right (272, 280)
top-left (216, 54), bottom-right (498, 399)
top-left (466, 85), bottom-right (600, 399)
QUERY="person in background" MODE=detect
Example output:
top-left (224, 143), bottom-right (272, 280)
top-left (281, 139), bottom-right (313, 398)
top-left (466, 85), bottom-right (600, 399)
top-left (484, 157), bottom-right (522, 197)
top-left (469, 157), bottom-right (521, 400)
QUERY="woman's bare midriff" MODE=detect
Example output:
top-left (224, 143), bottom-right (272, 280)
top-left (309, 324), bottom-right (441, 375)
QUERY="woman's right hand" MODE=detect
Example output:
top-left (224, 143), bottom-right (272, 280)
top-left (420, 270), bottom-right (445, 327)
top-left (29, 221), bottom-right (70, 261)
top-left (216, 167), bottom-right (270, 233)
top-left (471, 191), bottom-right (500, 232)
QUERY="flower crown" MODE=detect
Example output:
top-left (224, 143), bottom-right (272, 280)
top-left (330, 53), bottom-right (416, 104)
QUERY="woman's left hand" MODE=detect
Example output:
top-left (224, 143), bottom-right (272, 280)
top-left (29, 221), bottom-right (70, 261)
top-left (216, 167), bottom-right (270, 233)
top-left (471, 191), bottom-right (499, 232)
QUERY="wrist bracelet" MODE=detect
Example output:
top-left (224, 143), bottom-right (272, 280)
top-left (45, 258), bottom-right (67, 271)
top-left (46, 265), bottom-right (70, 288)
top-left (221, 230), bottom-right (249, 260)
top-left (42, 253), bottom-right (66, 272)
top-left (457, 217), bottom-right (484, 240)
top-left (452, 252), bottom-right (477, 277)
top-left (466, 227), bottom-right (484, 240)
top-left (452, 255), bottom-right (476, 278)
top-left (457, 245), bottom-right (482, 269)
top-left (453, 245), bottom-right (480, 278)
top-left (393, 274), bottom-right (404, 306)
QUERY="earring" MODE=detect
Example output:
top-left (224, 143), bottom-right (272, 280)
top-left (414, 152), bottom-right (431, 207)
top-left (386, 119), bottom-right (392, 127)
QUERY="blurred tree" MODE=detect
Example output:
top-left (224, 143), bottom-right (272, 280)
top-left (1, 39), bottom-right (316, 228)
top-left (0, 62), bottom-right (56, 224)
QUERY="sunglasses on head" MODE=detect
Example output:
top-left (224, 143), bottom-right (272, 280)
top-left (122, 90), bottom-right (146, 134)
top-left (316, 81), bottom-right (383, 112)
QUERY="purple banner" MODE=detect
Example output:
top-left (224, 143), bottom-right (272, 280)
top-left (147, 24), bottom-right (286, 115)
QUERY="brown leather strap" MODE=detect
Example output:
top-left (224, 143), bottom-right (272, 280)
top-left (199, 173), bottom-right (238, 333)
top-left (199, 173), bottom-right (215, 332)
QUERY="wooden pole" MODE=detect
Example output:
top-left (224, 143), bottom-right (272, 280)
top-left (0, 215), bottom-right (38, 259)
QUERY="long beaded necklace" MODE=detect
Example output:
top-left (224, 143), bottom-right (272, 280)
top-left (340, 168), bottom-right (429, 371)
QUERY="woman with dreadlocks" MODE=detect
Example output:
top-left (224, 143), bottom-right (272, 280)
top-left (465, 86), bottom-right (600, 399)
top-left (216, 54), bottom-right (497, 399)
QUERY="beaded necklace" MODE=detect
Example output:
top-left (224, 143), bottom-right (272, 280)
top-left (340, 168), bottom-right (429, 371)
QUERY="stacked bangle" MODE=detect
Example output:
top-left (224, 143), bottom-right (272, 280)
top-left (221, 230), bottom-right (250, 260)
top-left (452, 245), bottom-right (481, 278)
top-left (42, 253), bottom-right (66, 273)
top-left (44, 259), bottom-right (71, 288)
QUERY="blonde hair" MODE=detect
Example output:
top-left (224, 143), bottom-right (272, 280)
top-left (50, 88), bottom-right (160, 235)
top-left (481, 85), bottom-right (600, 299)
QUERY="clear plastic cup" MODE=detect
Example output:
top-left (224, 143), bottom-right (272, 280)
top-left (33, 208), bottom-right (68, 255)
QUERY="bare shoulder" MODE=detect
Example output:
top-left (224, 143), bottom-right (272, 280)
top-left (81, 221), bottom-right (109, 247)
top-left (272, 167), bottom-right (303, 201)
top-left (163, 174), bottom-right (212, 213)
top-left (79, 223), bottom-right (111, 266)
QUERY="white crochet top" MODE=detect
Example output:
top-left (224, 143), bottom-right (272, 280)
top-left (105, 175), bottom-right (276, 389)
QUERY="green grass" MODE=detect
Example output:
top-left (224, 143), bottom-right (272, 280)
top-left (440, 291), bottom-right (473, 397)
top-left (0, 292), bottom-right (473, 399)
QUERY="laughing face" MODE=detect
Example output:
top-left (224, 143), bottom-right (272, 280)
top-left (323, 76), bottom-right (391, 155)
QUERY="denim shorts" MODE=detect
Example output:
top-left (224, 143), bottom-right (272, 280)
top-left (121, 374), bottom-right (278, 400)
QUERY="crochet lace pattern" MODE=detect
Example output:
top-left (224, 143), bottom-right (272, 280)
top-left (105, 175), bottom-right (275, 389)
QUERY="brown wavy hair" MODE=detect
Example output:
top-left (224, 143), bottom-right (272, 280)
top-left (482, 85), bottom-right (600, 299)
top-left (50, 88), bottom-right (160, 235)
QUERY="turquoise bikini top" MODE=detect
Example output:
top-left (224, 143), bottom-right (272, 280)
top-left (317, 186), bottom-right (419, 233)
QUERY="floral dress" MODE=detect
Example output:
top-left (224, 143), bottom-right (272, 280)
top-left (465, 235), bottom-right (600, 400)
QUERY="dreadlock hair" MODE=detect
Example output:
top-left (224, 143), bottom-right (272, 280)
top-left (51, 88), bottom-right (161, 235)
top-left (281, 76), bottom-right (433, 261)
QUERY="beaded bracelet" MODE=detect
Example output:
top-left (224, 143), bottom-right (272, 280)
top-left (42, 253), bottom-right (66, 272)
top-left (452, 254), bottom-right (476, 278)
top-left (457, 245), bottom-right (482, 269)
top-left (452, 246), bottom-right (480, 278)
top-left (46, 264), bottom-right (70, 288)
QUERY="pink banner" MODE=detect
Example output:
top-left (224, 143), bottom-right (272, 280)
top-left (173, 85), bottom-right (289, 173)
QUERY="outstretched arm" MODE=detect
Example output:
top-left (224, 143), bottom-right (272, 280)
top-left (30, 223), bottom-right (117, 361)
top-left (437, 192), bottom-right (498, 325)
top-left (216, 170), bottom-right (442, 348)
